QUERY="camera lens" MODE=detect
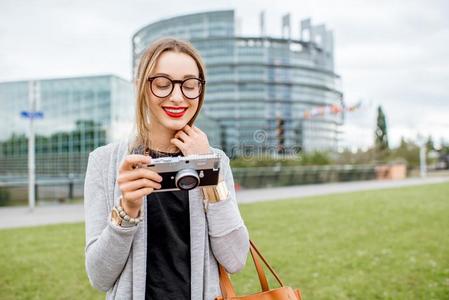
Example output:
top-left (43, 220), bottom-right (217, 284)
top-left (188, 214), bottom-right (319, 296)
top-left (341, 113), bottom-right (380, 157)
top-left (175, 169), bottom-right (200, 190)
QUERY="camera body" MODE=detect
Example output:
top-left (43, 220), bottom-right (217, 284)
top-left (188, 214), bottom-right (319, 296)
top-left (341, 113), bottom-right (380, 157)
top-left (145, 153), bottom-right (221, 192)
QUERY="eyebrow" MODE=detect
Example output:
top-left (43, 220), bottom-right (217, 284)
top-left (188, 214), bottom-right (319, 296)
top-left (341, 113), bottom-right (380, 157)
top-left (152, 73), bottom-right (198, 79)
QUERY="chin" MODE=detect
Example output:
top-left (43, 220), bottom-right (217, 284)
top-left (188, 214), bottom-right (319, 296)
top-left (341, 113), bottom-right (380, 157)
top-left (160, 118), bottom-right (189, 131)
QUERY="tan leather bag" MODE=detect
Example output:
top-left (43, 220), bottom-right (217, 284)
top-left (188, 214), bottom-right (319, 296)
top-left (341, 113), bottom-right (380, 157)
top-left (215, 240), bottom-right (303, 300)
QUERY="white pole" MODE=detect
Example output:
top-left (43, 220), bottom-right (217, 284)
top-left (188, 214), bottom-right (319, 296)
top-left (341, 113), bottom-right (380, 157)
top-left (28, 81), bottom-right (36, 211)
top-left (419, 144), bottom-right (427, 178)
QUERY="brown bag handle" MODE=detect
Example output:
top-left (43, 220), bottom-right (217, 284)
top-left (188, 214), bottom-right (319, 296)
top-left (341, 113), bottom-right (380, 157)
top-left (218, 239), bottom-right (286, 298)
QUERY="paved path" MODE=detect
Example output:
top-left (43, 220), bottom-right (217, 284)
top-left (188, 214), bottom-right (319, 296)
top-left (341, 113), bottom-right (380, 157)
top-left (0, 203), bottom-right (85, 230)
top-left (236, 176), bottom-right (449, 204)
top-left (0, 176), bottom-right (447, 229)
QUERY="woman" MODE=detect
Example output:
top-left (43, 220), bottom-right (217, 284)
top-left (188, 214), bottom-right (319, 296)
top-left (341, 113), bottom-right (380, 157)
top-left (84, 37), bottom-right (250, 300)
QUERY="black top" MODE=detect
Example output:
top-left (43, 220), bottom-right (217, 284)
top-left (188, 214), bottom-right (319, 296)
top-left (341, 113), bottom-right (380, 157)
top-left (145, 148), bottom-right (191, 300)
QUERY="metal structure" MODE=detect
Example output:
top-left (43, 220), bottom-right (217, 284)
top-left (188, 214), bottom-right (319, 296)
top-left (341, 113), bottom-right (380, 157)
top-left (132, 10), bottom-right (344, 157)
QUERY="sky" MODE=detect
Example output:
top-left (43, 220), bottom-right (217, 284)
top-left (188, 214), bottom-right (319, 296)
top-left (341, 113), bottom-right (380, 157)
top-left (1, 0), bottom-right (448, 150)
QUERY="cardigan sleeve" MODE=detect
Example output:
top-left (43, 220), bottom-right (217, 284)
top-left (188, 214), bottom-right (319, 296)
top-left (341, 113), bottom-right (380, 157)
top-left (84, 148), bottom-right (139, 292)
top-left (206, 149), bottom-right (250, 274)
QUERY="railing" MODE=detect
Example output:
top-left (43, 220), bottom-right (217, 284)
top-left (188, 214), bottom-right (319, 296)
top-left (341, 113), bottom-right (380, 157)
top-left (0, 176), bottom-right (84, 206)
top-left (0, 164), bottom-right (378, 205)
top-left (233, 164), bottom-right (377, 188)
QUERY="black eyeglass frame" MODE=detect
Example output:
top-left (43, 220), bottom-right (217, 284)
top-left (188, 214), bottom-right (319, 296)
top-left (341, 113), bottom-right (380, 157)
top-left (147, 75), bottom-right (206, 100)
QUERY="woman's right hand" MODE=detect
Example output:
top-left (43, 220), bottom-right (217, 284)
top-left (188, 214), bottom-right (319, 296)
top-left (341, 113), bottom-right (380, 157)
top-left (117, 154), bottom-right (163, 218)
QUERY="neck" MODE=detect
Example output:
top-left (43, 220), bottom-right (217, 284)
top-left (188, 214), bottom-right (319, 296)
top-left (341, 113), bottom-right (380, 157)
top-left (147, 121), bottom-right (180, 153)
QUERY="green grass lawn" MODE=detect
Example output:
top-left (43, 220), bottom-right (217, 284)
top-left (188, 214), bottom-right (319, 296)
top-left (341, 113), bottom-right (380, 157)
top-left (1, 183), bottom-right (448, 299)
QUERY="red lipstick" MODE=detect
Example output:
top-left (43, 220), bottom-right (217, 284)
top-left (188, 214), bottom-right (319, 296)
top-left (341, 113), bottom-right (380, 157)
top-left (162, 106), bottom-right (188, 118)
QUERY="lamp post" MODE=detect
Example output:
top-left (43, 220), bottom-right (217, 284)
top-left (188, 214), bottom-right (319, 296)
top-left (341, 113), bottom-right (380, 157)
top-left (20, 80), bottom-right (44, 211)
top-left (416, 134), bottom-right (427, 178)
top-left (419, 145), bottom-right (427, 178)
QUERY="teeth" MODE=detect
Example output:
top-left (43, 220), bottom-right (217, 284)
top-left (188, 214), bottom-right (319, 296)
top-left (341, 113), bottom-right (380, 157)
top-left (164, 108), bottom-right (186, 113)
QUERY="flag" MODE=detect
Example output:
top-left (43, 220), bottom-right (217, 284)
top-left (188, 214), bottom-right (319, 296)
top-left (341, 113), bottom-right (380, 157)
top-left (302, 101), bottom-right (361, 119)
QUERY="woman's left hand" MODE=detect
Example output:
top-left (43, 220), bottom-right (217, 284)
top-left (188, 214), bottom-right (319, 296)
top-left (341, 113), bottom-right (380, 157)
top-left (171, 124), bottom-right (212, 156)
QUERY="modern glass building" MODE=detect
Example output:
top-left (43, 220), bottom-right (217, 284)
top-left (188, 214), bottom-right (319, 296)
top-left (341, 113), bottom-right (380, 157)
top-left (132, 10), bottom-right (344, 156)
top-left (0, 75), bottom-right (134, 176)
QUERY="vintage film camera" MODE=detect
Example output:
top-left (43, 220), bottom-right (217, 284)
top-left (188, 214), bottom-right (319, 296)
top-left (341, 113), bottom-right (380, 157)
top-left (145, 153), bottom-right (221, 192)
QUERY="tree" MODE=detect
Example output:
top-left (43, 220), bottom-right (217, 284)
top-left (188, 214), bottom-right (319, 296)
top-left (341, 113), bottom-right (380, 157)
top-left (375, 105), bottom-right (389, 158)
top-left (425, 135), bottom-right (435, 152)
top-left (388, 137), bottom-right (419, 168)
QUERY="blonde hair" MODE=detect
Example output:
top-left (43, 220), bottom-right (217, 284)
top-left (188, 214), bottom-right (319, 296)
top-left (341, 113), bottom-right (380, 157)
top-left (130, 37), bottom-right (207, 152)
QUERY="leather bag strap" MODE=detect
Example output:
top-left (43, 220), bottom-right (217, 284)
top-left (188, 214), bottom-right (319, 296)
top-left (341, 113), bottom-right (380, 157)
top-left (249, 240), bottom-right (285, 287)
top-left (218, 239), bottom-right (286, 298)
top-left (250, 240), bottom-right (269, 291)
top-left (218, 264), bottom-right (236, 298)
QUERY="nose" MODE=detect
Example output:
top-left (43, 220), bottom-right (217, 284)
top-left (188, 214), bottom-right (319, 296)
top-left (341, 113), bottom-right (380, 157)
top-left (169, 83), bottom-right (184, 101)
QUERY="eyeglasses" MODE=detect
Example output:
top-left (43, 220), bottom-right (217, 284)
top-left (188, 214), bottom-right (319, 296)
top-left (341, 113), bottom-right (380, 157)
top-left (147, 75), bottom-right (206, 99)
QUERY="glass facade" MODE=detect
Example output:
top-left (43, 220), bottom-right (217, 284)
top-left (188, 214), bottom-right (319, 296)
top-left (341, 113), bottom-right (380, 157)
top-left (0, 75), bottom-right (134, 176)
top-left (132, 10), bottom-right (344, 157)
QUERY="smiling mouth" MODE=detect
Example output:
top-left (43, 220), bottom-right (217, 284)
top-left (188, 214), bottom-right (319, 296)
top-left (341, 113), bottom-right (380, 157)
top-left (162, 106), bottom-right (188, 118)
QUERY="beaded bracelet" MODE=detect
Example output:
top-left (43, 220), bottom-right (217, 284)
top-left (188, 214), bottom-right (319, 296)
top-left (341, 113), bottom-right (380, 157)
top-left (112, 195), bottom-right (144, 226)
top-left (116, 205), bottom-right (144, 225)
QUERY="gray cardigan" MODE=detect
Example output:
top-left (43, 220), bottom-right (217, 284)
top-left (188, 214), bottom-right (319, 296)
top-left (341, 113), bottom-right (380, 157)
top-left (84, 139), bottom-right (250, 299)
